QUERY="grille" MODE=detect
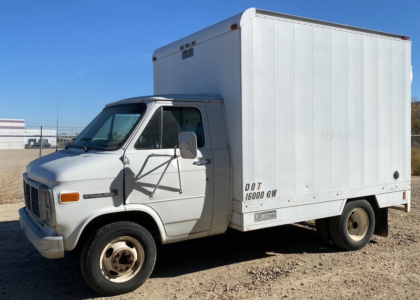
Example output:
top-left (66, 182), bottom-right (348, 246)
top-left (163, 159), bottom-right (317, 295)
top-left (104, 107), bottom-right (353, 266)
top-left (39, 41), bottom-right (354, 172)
top-left (25, 182), bottom-right (31, 208)
top-left (25, 182), bottom-right (41, 219)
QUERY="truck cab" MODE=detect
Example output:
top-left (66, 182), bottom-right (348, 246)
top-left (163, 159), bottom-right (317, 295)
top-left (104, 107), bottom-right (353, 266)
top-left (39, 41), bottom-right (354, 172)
top-left (19, 94), bottom-right (231, 295)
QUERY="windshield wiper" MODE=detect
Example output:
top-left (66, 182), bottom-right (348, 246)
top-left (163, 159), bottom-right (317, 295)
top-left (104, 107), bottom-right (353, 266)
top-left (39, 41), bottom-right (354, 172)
top-left (80, 138), bottom-right (92, 152)
top-left (65, 137), bottom-right (76, 150)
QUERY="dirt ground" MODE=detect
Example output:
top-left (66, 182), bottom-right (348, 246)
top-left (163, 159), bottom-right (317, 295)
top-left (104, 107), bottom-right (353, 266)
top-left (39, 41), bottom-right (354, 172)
top-left (0, 149), bottom-right (57, 174)
top-left (0, 149), bottom-right (57, 201)
top-left (1, 179), bottom-right (419, 300)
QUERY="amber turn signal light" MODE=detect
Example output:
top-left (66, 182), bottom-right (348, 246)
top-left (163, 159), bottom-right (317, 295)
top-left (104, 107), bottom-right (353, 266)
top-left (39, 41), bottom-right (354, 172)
top-left (61, 192), bottom-right (80, 203)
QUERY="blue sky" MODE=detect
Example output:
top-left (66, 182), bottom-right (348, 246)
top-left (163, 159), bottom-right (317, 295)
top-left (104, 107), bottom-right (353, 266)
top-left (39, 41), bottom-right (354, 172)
top-left (1, 0), bottom-right (419, 128)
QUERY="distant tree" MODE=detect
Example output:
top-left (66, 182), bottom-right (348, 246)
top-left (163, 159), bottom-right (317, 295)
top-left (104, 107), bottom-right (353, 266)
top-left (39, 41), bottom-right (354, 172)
top-left (412, 97), bottom-right (420, 134)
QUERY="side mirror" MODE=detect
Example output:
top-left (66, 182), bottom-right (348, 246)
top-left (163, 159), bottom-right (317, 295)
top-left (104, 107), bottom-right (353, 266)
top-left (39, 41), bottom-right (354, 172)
top-left (178, 132), bottom-right (197, 159)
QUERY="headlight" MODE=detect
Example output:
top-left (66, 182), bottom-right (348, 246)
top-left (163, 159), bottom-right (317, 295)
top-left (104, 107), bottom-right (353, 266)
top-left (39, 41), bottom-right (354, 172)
top-left (39, 187), bottom-right (56, 227)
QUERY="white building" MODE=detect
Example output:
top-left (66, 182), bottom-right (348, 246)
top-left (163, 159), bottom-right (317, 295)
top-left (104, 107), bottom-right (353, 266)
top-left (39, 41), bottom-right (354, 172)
top-left (0, 119), bottom-right (57, 149)
top-left (0, 119), bottom-right (26, 149)
top-left (26, 128), bottom-right (57, 147)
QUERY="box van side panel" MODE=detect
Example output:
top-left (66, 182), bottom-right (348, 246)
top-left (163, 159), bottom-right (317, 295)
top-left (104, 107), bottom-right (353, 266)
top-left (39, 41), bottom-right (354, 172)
top-left (238, 13), bottom-right (411, 230)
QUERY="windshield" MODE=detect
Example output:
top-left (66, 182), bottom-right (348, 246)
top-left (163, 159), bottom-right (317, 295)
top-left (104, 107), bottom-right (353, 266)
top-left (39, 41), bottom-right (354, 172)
top-left (69, 103), bottom-right (146, 151)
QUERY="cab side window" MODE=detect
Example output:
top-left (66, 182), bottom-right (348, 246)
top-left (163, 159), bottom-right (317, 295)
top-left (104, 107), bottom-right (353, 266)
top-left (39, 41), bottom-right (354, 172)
top-left (135, 107), bottom-right (204, 150)
top-left (134, 109), bottom-right (161, 149)
top-left (162, 107), bottom-right (204, 148)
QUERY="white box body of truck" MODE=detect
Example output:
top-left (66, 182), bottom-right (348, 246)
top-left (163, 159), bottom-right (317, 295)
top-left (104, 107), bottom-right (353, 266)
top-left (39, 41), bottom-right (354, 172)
top-left (153, 7), bottom-right (411, 231)
top-left (18, 8), bottom-right (411, 296)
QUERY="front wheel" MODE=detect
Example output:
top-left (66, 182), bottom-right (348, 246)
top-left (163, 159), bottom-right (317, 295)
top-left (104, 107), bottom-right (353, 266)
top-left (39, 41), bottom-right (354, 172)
top-left (329, 200), bottom-right (375, 251)
top-left (81, 221), bottom-right (156, 296)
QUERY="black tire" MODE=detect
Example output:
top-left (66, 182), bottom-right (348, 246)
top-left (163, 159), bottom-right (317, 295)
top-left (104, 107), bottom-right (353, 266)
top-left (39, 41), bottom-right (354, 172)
top-left (315, 218), bottom-right (332, 245)
top-left (329, 200), bottom-right (375, 251)
top-left (80, 221), bottom-right (156, 296)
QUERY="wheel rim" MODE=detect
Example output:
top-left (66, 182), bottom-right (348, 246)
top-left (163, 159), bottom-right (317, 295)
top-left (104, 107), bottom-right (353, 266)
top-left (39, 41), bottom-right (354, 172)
top-left (100, 236), bottom-right (145, 283)
top-left (346, 208), bottom-right (369, 242)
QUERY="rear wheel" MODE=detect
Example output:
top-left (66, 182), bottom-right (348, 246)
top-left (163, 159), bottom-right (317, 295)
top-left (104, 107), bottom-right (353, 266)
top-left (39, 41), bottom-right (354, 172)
top-left (329, 200), bottom-right (375, 251)
top-left (81, 221), bottom-right (156, 296)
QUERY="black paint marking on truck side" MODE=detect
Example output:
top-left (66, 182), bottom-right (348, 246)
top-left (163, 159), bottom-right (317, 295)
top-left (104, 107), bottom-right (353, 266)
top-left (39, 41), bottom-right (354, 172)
top-left (245, 189), bottom-right (277, 201)
top-left (267, 189), bottom-right (277, 198)
top-left (245, 182), bottom-right (262, 191)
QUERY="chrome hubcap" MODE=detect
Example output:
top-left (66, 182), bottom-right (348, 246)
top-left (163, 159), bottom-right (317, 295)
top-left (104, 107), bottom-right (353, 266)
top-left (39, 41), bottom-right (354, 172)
top-left (346, 208), bottom-right (369, 242)
top-left (100, 236), bottom-right (145, 282)
top-left (111, 248), bottom-right (136, 273)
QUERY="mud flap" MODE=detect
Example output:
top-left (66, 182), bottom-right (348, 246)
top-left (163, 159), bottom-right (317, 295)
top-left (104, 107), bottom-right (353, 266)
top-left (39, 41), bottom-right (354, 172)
top-left (373, 206), bottom-right (388, 237)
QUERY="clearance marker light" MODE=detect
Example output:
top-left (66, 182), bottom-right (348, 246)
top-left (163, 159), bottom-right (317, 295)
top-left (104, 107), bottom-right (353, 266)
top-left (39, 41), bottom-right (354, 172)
top-left (61, 192), bottom-right (80, 203)
top-left (402, 36), bottom-right (409, 40)
top-left (231, 23), bottom-right (238, 30)
top-left (152, 56), bottom-right (157, 62)
top-left (403, 191), bottom-right (406, 200)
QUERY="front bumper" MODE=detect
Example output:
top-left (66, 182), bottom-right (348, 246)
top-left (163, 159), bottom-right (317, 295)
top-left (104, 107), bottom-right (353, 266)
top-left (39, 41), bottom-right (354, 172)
top-left (19, 208), bottom-right (64, 259)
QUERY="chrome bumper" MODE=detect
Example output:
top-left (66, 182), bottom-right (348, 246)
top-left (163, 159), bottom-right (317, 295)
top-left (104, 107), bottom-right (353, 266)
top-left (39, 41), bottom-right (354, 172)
top-left (19, 207), bottom-right (64, 259)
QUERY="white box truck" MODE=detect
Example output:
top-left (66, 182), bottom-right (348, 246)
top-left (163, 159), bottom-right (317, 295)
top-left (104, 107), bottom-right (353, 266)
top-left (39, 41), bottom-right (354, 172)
top-left (19, 8), bottom-right (412, 295)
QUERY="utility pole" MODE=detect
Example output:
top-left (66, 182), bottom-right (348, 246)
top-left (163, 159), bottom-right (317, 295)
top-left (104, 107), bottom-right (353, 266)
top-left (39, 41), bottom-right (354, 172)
top-left (56, 91), bottom-right (59, 152)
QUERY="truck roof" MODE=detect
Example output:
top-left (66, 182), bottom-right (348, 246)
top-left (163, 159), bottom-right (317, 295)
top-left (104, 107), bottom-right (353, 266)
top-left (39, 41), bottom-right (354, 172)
top-left (153, 7), bottom-right (410, 60)
top-left (105, 94), bottom-right (223, 107)
top-left (255, 8), bottom-right (409, 39)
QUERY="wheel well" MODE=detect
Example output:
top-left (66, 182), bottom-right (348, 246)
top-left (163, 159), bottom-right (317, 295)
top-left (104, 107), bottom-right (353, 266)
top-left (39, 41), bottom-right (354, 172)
top-left (72, 211), bottom-right (161, 254)
top-left (345, 195), bottom-right (377, 207)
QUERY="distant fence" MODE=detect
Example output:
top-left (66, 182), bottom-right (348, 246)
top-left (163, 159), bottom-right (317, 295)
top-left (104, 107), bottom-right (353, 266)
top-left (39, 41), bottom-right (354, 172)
top-left (0, 126), bottom-right (84, 202)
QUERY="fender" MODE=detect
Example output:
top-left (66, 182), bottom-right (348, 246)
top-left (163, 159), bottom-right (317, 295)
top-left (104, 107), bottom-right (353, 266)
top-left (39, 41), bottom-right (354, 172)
top-left (124, 203), bottom-right (169, 243)
top-left (64, 205), bottom-right (125, 251)
top-left (65, 204), bottom-right (168, 251)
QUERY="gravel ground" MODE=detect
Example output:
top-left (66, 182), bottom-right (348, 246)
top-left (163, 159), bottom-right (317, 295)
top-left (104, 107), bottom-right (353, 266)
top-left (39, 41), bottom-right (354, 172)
top-left (1, 179), bottom-right (419, 300)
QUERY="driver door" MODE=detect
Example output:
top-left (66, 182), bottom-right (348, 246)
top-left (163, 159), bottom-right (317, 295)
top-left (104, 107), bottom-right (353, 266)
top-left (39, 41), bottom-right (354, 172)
top-left (124, 102), bottom-right (214, 237)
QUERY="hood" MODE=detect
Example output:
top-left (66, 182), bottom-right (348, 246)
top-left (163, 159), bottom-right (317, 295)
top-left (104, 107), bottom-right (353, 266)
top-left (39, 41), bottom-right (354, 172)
top-left (26, 149), bottom-right (124, 185)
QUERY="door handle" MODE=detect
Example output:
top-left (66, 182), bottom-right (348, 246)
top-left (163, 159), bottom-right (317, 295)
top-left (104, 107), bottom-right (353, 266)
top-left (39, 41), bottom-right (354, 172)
top-left (193, 159), bottom-right (211, 166)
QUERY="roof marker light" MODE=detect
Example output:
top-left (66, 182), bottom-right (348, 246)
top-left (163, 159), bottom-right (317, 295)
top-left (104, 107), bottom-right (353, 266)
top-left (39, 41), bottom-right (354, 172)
top-left (231, 23), bottom-right (238, 30)
top-left (180, 45), bottom-right (184, 50)
top-left (152, 56), bottom-right (157, 62)
top-left (191, 40), bottom-right (196, 46)
top-left (402, 36), bottom-right (409, 40)
top-left (185, 43), bottom-right (190, 49)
